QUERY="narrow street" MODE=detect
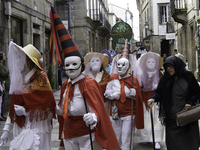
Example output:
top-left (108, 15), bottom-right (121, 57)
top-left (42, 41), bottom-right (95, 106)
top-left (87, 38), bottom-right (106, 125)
top-left (0, 86), bottom-right (168, 150)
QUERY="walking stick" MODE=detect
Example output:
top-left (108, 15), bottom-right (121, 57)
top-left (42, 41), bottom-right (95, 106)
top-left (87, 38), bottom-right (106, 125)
top-left (150, 105), bottom-right (156, 150)
top-left (130, 71), bottom-right (134, 150)
top-left (83, 92), bottom-right (94, 150)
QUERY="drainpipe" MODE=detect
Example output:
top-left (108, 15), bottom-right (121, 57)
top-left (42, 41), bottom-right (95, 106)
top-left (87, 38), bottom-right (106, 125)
top-left (149, 0), bottom-right (152, 51)
top-left (196, 0), bottom-right (200, 80)
top-left (68, 1), bottom-right (72, 36)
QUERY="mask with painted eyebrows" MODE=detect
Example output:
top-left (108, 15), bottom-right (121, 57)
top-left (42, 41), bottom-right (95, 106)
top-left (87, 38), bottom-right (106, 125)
top-left (64, 56), bottom-right (82, 79)
top-left (117, 57), bottom-right (129, 76)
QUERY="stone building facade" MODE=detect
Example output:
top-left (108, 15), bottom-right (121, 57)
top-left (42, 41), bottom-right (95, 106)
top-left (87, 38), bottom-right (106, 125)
top-left (1, 0), bottom-right (54, 70)
top-left (137, 0), bottom-right (199, 76)
top-left (55, 0), bottom-right (111, 56)
top-left (136, 0), bottom-right (176, 58)
top-left (0, 0), bottom-right (111, 87)
top-left (171, 0), bottom-right (199, 77)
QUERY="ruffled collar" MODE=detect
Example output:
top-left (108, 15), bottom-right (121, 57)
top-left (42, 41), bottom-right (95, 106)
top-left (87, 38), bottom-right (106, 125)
top-left (88, 70), bottom-right (104, 83)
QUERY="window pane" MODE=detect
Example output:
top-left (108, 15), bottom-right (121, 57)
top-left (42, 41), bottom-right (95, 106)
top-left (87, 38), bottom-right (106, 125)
top-left (11, 17), bottom-right (23, 46)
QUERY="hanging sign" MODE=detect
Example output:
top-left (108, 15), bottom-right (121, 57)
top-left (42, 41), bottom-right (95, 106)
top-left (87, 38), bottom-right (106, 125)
top-left (111, 22), bottom-right (133, 44)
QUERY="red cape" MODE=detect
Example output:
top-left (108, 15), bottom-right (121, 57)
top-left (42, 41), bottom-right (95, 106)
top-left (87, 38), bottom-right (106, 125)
top-left (109, 74), bottom-right (144, 129)
top-left (9, 69), bottom-right (56, 127)
top-left (58, 76), bottom-right (120, 150)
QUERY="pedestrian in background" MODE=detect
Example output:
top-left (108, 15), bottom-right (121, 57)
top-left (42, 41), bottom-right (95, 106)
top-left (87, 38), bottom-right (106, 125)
top-left (163, 54), bottom-right (167, 63)
top-left (185, 58), bottom-right (188, 71)
top-left (148, 56), bottom-right (200, 150)
top-left (171, 49), bottom-right (178, 56)
top-left (0, 51), bottom-right (9, 121)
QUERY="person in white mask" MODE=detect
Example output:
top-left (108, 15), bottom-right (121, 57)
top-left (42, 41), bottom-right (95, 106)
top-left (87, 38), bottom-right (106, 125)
top-left (104, 39), bottom-right (144, 150)
top-left (0, 41), bottom-right (56, 150)
top-left (84, 52), bottom-right (110, 113)
top-left (136, 52), bottom-right (164, 149)
top-left (52, 6), bottom-right (120, 150)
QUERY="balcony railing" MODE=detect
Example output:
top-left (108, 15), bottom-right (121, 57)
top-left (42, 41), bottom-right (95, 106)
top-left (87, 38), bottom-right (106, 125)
top-left (174, 0), bottom-right (186, 9)
top-left (171, 0), bottom-right (187, 25)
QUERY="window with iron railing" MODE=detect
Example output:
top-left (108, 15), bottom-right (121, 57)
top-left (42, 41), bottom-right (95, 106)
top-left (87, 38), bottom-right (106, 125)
top-left (174, 0), bottom-right (185, 9)
top-left (158, 4), bottom-right (170, 24)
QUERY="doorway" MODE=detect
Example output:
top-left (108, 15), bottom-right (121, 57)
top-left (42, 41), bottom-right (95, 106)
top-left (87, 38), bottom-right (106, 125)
top-left (161, 40), bottom-right (170, 57)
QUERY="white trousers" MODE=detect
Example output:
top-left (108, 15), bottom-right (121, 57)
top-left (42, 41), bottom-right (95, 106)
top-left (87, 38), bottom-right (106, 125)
top-left (110, 115), bottom-right (136, 150)
top-left (63, 133), bottom-right (102, 150)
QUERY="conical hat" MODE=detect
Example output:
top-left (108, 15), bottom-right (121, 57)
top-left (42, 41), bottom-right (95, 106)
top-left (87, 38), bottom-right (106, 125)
top-left (121, 39), bottom-right (129, 59)
top-left (50, 6), bottom-right (83, 59)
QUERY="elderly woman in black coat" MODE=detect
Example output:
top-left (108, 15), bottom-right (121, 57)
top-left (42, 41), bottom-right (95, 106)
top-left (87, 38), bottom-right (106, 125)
top-left (148, 56), bottom-right (200, 150)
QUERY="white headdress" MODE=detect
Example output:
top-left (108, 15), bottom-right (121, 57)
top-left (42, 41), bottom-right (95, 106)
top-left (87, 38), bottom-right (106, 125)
top-left (8, 41), bottom-right (30, 94)
top-left (136, 52), bottom-right (163, 91)
top-left (83, 52), bottom-right (109, 76)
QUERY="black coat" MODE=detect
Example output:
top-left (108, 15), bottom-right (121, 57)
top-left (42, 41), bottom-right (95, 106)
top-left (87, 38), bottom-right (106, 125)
top-left (151, 56), bottom-right (200, 122)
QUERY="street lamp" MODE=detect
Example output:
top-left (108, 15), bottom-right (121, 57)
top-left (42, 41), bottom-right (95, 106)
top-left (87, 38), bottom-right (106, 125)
top-left (144, 22), bottom-right (149, 37)
top-left (144, 22), bottom-right (149, 29)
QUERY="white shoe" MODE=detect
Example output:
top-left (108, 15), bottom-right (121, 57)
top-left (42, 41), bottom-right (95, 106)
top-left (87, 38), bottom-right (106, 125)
top-left (155, 142), bottom-right (161, 149)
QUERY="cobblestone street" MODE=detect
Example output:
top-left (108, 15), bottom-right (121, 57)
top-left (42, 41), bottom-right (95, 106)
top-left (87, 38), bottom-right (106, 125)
top-left (0, 88), bottom-right (168, 150)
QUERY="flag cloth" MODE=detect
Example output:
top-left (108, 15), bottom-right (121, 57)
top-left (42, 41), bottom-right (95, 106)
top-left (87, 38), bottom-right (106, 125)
top-left (49, 31), bottom-right (56, 65)
top-left (49, 6), bottom-right (62, 66)
top-left (50, 5), bottom-right (83, 59)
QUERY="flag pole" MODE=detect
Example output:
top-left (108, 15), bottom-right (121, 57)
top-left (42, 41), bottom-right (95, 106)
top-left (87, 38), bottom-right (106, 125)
top-left (130, 71), bottom-right (134, 150)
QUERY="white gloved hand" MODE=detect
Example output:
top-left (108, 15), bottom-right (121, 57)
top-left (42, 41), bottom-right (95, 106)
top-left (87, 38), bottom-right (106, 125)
top-left (14, 105), bottom-right (29, 116)
top-left (104, 90), bottom-right (113, 99)
top-left (83, 113), bottom-right (97, 126)
top-left (104, 90), bottom-right (120, 100)
top-left (130, 88), bottom-right (136, 97)
top-left (55, 105), bottom-right (62, 116)
top-left (0, 130), bottom-right (9, 144)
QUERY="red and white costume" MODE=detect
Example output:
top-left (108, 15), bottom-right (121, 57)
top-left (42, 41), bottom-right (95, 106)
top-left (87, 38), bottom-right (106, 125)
top-left (58, 74), bottom-right (120, 150)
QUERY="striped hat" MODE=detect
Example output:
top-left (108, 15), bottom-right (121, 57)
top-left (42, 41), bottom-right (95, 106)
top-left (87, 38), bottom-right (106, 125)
top-left (50, 6), bottom-right (83, 59)
top-left (121, 39), bottom-right (129, 59)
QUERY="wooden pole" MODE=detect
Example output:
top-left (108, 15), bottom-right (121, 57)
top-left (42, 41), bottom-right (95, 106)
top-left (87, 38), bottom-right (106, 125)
top-left (130, 71), bottom-right (134, 150)
top-left (150, 106), bottom-right (155, 150)
top-left (83, 92), bottom-right (93, 150)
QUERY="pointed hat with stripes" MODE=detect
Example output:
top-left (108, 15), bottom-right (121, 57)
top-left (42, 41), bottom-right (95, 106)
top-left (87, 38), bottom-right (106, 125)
top-left (121, 39), bottom-right (129, 59)
top-left (50, 5), bottom-right (83, 59)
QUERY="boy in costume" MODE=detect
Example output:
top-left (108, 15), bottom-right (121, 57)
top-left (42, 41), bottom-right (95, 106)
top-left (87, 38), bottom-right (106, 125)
top-left (104, 39), bottom-right (144, 150)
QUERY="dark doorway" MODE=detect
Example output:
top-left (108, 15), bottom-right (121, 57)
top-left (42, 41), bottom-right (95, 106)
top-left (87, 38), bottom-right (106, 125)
top-left (161, 40), bottom-right (170, 57)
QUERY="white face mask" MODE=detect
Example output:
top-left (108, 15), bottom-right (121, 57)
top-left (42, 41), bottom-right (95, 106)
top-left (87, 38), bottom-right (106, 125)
top-left (146, 57), bottom-right (156, 71)
top-left (117, 57), bottom-right (129, 76)
top-left (64, 56), bottom-right (82, 79)
top-left (89, 56), bottom-right (102, 72)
